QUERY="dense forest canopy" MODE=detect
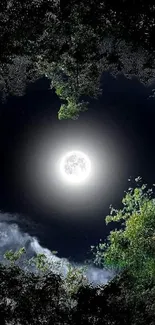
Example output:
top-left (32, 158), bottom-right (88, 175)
top-left (0, 0), bottom-right (155, 118)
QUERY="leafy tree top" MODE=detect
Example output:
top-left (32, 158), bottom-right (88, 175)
top-left (90, 177), bottom-right (155, 290)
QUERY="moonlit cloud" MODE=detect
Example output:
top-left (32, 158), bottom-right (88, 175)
top-left (0, 212), bottom-right (115, 287)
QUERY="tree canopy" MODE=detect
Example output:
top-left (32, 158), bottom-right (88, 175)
top-left (0, 0), bottom-right (155, 118)
top-left (90, 177), bottom-right (155, 292)
top-left (1, 240), bottom-right (155, 324)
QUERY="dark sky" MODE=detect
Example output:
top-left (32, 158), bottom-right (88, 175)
top-left (0, 71), bottom-right (155, 264)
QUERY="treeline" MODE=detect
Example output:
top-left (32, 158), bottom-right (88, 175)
top-left (1, 255), bottom-right (155, 324)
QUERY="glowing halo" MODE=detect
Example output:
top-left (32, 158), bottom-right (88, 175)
top-left (59, 150), bottom-right (91, 184)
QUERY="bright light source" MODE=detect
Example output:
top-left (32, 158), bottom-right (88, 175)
top-left (59, 150), bottom-right (91, 184)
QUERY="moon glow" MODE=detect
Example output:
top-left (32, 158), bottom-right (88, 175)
top-left (59, 150), bottom-right (91, 184)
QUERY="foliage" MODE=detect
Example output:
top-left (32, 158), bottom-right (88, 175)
top-left (58, 99), bottom-right (89, 120)
top-left (0, 1), bottom-right (155, 115)
top-left (62, 263), bottom-right (89, 298)
top-left (2, 246), bottom-right (90, 323)
top-left (1, 258), bottom-right (155, 324)
top-left (2, 179), bottom-right (155, 324)
top-left (90, 177), bottom-right (155, 291)
top-left (36, 58), bottom-right (98, 120)
top-left (4, 247), bottom-right (26, 265)
top-left (0, 261), bottom-right (70, 325)
top-left (3, 246), bottom-right (89, 303)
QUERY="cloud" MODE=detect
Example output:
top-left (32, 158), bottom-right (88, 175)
top-left (0, 212), bottom-right (115, 287)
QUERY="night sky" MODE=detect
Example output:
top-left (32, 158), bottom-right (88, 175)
top-left (0, 71), bottom-right (155, 283)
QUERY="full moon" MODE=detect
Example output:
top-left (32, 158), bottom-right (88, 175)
top-left (59, 150), bottom-right (91, 184)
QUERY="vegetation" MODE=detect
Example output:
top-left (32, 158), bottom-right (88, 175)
top-left (0, 0), bottom-right (155, 118)
top-left (1, 1), bottom-right (155, 323)
top-left (90, 177), bottom-right (155, 294)
top-left (1, 178), bottom-right (155, 324)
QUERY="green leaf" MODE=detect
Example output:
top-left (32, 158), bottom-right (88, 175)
top-left (89, 179), bottom-right (155, 289)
